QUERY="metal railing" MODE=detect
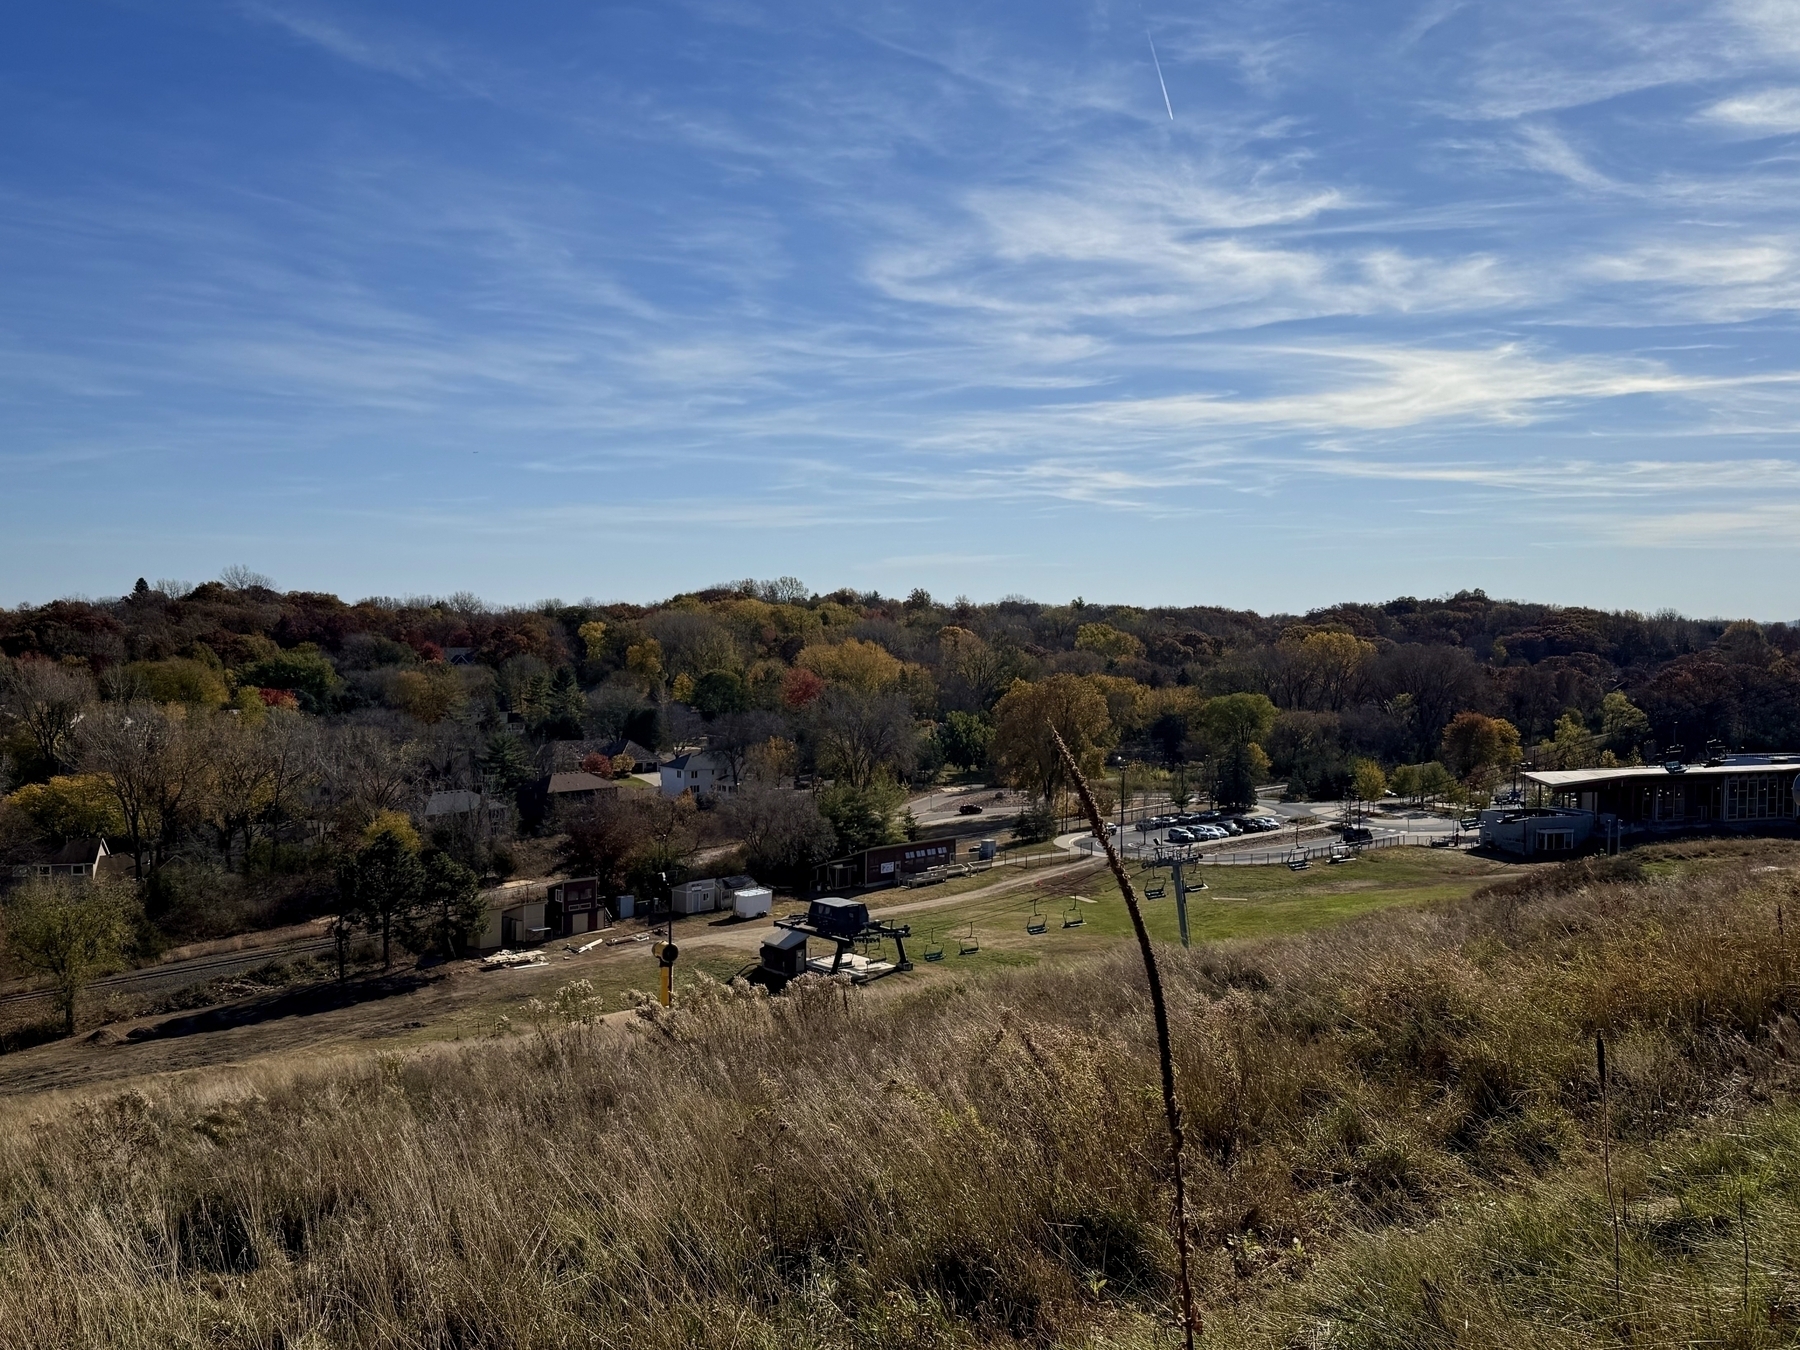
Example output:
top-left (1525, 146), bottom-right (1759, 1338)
top-left (1068, 829), bottom-right (1476, 866)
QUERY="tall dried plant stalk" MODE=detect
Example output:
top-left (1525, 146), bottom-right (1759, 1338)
top-left (1049, 726), bottom-right (1197, 1349)
top-left (1598, 1031), bottom-right (1621, 1306)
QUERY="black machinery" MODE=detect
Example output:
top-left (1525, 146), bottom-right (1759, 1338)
top-left (769, 897), bottom-right (913, 983)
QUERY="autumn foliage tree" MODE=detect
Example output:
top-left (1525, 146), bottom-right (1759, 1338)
top-left (992, 675), bottom-right (1114, 803)
top-left (1440, 711), bottom-right (1523, 782)
top-left (3, 878), bottom-right (137, 1034)
top-left (1197, 693), bottom-right (1277, 809)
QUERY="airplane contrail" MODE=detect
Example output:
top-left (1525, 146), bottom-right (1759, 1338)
top-left (1147, 32), bottom-right (1174, 120)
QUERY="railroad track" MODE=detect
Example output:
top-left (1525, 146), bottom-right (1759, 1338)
top-left (0, 936), bottom-right (339, 1010)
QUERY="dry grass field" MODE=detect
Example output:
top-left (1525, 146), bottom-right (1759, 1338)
top-left (2, 842), bottom-right (1799, 1347)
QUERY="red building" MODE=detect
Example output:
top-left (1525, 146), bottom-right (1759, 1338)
top-left (813, 838), bottom-right (957, 890)
top-left (545, 876), bottom-right (608, 936)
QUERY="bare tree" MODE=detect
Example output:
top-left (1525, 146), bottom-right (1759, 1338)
top-left (808, 688), bottom-right (916, 789)
top-left (77, 703), bottom-right (209, 881)
top-left (0, 658), bottom-right (95, 775)
top-left (257, 710), bottom-right (319, 859)
top-left (720, 783), bottom-right (835, 887)
top-left (707, 710), bottom-right (786, 788)
top-left (219, 564), bottom-right (276, 591)
top-left (201, 712), bottom-right (317, 871)
top-left (319, 725), bottom-right (422, 829)
top-left (1376, 644), bottom-right (1482, 762)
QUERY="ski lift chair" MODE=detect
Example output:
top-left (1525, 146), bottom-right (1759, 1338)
top-left (957, 923), bottom-right (980, 956)
top-left (1285, 849), bottom-right (1310, 872)
top-left (1062, 897), bottom-right (1086, 928)
top-left (1143, 873), bottom-right (1167, 901)
top-left (923, 928), bottom-right (945, 962)
top-left (1026, 898), bottom-right (1048, 935)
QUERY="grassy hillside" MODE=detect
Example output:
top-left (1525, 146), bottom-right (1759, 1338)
top-left (2, 844), bottom-right (1797, 1347)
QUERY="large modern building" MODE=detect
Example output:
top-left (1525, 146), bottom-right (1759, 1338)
top-left (1520, 754), bottom-right (1800, 835)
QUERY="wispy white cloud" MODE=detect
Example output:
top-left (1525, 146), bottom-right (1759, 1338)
top-left (939, 344), bottom-right (1743, 441)
top-left (1602, 502), bottom-right (1800, 545)
top-left (1514, 124), bottom-right (1617, 190)
top-left (1307, 456), bottom-right (1800, 496)
top-left (13, 0), bottom-right (1800, 611)
top-left (1701, 87), bottom-right (1800, 133)
top-left (239, 2), bottom-right (494, 96)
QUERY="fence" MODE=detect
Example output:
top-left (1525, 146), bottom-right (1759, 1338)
top-left (1068, 830), bottom-right (1475, 867)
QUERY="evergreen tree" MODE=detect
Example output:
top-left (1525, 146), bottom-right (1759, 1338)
top-left (339, 828), bottom-right (423, 970)
top-left (411, 850), bottom-right (486, 958)
top-left (478, 731), bottom-right (533, 796)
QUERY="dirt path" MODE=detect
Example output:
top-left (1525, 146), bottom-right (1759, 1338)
top-left (661, 854), bottom-right (1105, 963)
top-left (0, 855), bottom-right (1105, 1102)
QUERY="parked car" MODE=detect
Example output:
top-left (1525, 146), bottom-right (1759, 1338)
top-left (1167, 826), bottom-right (1196, 844)
top-left (1193, 824), bottom-right (1229, 841)
top-left (957, 803), bottom-right (984, 815)
top-left (1248, 816), bottom-right (1283, 832)
top-left (1218, 819), bottom-right (1243, 835)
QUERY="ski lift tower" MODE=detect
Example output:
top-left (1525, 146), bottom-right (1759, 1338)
top-left (771, 897), bottom-right (914, 983)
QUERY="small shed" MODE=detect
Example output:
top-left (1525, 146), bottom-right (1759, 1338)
top-left (760, 927), bottom-right (808, 982)
top-left (671, 878), bottom-right (722, 914)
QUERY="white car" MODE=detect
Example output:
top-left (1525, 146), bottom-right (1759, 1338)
top-left (1192, 824), bottom-right (1229, 841)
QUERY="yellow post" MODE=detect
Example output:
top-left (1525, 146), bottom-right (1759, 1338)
top-left (653, 938), bottom-right (679, 1006)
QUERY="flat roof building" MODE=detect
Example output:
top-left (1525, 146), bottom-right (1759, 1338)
top-left (1521, 753), bottom-right (1800, 835)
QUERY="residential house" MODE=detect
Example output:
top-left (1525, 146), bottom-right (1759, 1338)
top-left (523, 771), bottom-right (621, 828)
top-left (422, 789), bottom-right (511, 831)
top-left (592, 738), bottom-right (661, 774)
top-left (7, 837), bottom-right (130, 886)
top-left (659, 750), bottom-right (732, 798)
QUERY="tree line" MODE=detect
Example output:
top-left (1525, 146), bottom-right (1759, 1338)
top-left (2, 573), bottom-right (1791, 994)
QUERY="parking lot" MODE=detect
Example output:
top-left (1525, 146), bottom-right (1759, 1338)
top-left (1062, 795), bottom-right (1471, 866)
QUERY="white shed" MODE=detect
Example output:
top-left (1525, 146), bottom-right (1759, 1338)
top-left (670, 877), bottom-right (722, 914)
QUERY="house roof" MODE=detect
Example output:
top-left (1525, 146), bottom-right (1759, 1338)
top-left (665, 750), bottom-right (725, 772)
top-left (764, 928), bottom-right (808, 952)
top-left (541, 772), bottom-right (619, 795)
top-left (424, 789), bottom-right (484, 816)
top-left (595, 738), bottom-right (655, 761)
top-left (47, 837), bottom-right (108, 867)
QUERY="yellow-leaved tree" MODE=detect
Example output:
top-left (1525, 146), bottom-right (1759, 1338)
top-left (796, 638), bottom-right (904, 692)
top-left (991, 675), bottom-right (1115, 804)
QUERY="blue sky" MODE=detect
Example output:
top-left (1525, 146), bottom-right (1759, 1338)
top-left (5, 1), bottom-right (1800, 615)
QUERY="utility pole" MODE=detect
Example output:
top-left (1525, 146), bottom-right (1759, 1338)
top-left (1169, 853), bottom-right (1197, 947)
